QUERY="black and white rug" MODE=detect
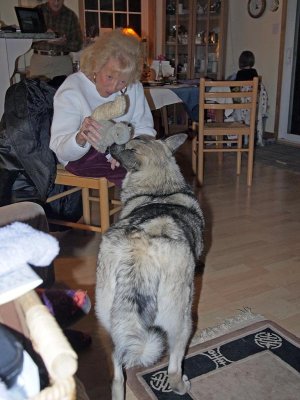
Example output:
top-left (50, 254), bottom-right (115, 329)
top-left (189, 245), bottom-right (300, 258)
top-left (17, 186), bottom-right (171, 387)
top-left (126, 316), bottom-right (300, 400)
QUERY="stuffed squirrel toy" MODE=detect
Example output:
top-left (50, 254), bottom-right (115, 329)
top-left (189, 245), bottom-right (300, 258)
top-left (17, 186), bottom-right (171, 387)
top-left (91, 95), bottom-right (131, 153)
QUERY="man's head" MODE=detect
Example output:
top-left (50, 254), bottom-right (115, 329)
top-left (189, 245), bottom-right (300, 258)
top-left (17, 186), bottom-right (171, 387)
top-left (47, 0), bottom-right (64, 13)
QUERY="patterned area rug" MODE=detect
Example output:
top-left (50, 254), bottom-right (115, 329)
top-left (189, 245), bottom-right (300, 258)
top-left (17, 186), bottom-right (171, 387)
top-left (126, 315), bottom-right (300, 400)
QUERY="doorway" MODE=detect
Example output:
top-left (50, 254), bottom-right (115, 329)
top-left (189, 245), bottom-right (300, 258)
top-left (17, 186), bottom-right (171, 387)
top-left (278, 0), bottom-right (300, 144)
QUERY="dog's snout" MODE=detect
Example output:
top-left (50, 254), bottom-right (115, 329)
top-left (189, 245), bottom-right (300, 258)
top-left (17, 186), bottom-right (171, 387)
top-left (110, 143), bottom-right (125, 158)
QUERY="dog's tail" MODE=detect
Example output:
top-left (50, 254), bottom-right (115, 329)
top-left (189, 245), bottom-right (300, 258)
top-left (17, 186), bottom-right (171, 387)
top-left (115, 325), bottom-right (166, 368)
top-left (112, 267), bottom-right (166, 368)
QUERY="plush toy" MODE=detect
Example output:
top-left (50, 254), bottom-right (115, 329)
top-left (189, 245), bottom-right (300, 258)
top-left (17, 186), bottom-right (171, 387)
top-left (91, 94), bottom-right (132, 153)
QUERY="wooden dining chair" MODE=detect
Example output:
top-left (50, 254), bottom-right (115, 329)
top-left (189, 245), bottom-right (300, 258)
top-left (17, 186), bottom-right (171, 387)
top-left (192, 77), bottom-right (259, 186)
top-left (46, 165), bottom-right (122, 233)
top-left (1, 290), bottom-right (78, 400)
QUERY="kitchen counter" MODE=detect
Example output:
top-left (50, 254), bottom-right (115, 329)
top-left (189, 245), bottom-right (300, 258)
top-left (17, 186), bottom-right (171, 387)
top-left (0, 31), bottom-right (55, 39)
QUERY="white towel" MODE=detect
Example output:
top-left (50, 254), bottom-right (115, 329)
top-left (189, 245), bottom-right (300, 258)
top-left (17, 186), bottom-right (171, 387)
top-left (0, 222), bottom-right (59, 274)
top-left (0, 222), bottom-right (60, 304)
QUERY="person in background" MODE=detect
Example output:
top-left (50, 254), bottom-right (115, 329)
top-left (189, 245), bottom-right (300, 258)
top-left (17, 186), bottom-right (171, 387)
top-left (229, 50), bottom-right (264, 146)
top-left (50, 29), bottom-right (156, 187)
top-left (29, 0), bottom-right (83, 79)
top-left (235, 50), bottom-right (258, 81)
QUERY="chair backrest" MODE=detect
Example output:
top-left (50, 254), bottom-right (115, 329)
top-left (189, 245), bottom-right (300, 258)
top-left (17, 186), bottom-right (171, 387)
top-left (193, 77), bottom-right (259, 186)
top-left (198, 77), bottom-right (259, 126)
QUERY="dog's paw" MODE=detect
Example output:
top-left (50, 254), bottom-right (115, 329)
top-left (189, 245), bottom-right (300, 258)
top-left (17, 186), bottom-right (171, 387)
top-left (182, 374), bottom-right (191, 391)
top-left (112, 380), bottom-right (125, 400)
top-left (169, 373), bottom-right (191, 395)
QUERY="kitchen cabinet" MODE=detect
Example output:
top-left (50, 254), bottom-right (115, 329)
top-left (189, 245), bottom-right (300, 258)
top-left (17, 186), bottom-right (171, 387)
top-left (163, 0), bottom-right (227, 79)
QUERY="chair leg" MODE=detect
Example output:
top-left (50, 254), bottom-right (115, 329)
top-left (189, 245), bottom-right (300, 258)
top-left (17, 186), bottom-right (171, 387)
top-left (82, 188), bottom-right (91, 224)
top-left (217, 135), bottom-right (223, 165)
top-left (99, 178), bottom-right (110, 233)
top-left (215, 110), bottom-right (224, 165)
top-left (192, 136), bottom-right (197, 175)
top-left (237, 136), bottom-right (243, 175)
top-left (197, 134), bottom-right (204, 185)
top-left (161, 106), bottom-right (169, 136)
top-left (247, 135), bottom-right (255, 186)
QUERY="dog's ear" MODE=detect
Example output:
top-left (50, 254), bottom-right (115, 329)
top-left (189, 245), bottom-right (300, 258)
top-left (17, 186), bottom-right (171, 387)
top-left (164, 133), bottom-right (188, 154)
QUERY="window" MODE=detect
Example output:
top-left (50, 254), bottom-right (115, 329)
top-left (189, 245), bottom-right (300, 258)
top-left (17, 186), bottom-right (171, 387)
top-left (83, 0), bottom-right (142, 39)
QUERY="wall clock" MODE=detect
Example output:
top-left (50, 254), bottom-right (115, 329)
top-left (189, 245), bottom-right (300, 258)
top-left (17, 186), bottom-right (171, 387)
top-left (247, 0), bottom-right (266, 18)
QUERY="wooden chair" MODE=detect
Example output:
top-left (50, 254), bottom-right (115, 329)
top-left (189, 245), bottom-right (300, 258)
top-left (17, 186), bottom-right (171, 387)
top-left (192, 77), bottom-right (259, 186)
top-left (46, 165), bottom-right (122, 233)
top-left (0, 290), bottom-right (78, 400)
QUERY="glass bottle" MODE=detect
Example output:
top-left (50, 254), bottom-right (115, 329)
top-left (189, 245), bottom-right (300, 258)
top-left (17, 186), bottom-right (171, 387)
top-left (157, 60), bottom-right (163, 81)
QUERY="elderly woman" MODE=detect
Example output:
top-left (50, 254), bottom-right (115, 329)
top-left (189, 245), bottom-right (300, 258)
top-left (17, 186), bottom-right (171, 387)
top-left (50, 29), bottom-right (156, 186)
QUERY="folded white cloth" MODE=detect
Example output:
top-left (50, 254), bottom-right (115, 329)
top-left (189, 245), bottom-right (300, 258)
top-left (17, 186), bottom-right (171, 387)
top-left (150, 60), bottom-right (174, 78)
top-left (0, 222), bottom-right (59, 274)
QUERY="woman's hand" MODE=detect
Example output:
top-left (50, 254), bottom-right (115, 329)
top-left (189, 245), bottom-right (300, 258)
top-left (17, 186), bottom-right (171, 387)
top-left (47, 29), bottom-right (67, 45)
top-left (76, 116), bottom-right (103, 148)
top-left (106, 154), bottom-right (120, 170)
top-left (76, 117), bottom-right (121, 170)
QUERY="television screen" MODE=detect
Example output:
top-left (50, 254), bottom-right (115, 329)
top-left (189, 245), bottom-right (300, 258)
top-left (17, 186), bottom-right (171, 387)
top-left (15, 7), bottom-right (47, 33)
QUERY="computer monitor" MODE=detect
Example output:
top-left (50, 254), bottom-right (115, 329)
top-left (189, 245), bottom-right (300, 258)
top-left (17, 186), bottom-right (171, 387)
top-left (15, 6), bottom-right (47, 34)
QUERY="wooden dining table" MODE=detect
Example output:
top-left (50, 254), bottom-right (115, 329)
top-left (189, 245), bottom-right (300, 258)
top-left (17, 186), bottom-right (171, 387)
top-left (143, 83), bottom-right (199, 135)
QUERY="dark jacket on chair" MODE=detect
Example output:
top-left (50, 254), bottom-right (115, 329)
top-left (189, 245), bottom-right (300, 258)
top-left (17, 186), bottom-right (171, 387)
top-left (0, 78), bottom-right (83, 225)
top-left (0, 79), bottom-right (57, 206)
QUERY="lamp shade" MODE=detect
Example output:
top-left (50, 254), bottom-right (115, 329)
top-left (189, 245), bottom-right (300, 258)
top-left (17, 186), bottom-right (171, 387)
top-left (122, 27), bottom-right (141, 40)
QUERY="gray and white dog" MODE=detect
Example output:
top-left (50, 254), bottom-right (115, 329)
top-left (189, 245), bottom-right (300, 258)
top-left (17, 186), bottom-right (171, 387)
top-left (95, 134), bottom-right (204, 400)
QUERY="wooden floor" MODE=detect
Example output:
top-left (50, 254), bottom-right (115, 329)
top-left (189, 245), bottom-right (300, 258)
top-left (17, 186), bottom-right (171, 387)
top-left (53, 138), bottom-right (300, 399)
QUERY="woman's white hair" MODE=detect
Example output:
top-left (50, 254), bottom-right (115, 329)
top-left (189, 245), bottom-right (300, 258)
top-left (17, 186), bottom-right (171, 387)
top-left (80, 29), bottom-right (143, 85)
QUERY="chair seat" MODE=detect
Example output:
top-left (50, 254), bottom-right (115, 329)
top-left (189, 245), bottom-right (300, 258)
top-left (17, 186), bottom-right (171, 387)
top-left (53, 164), bottom-right (116, 188)
top-left (203, 121), bottom-right (249, 134)
top-left (47, 165), bottom-right (122, 233)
